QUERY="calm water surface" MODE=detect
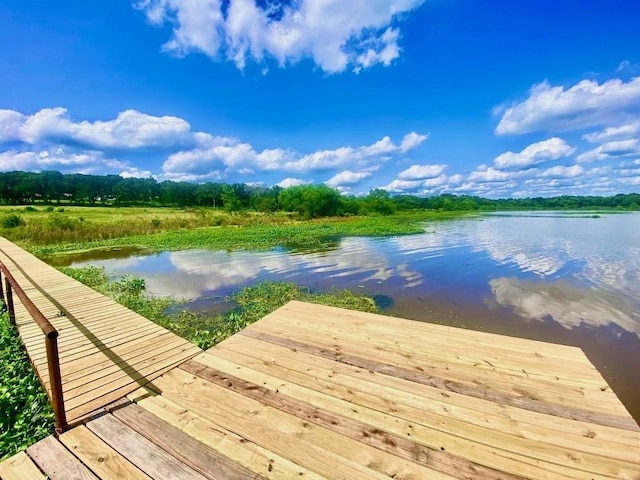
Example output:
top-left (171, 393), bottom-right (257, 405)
top-left (52, 212), bottom-right (640, 420)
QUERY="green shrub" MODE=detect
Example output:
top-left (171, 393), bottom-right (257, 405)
top-left (0, 313), bottom-right (54, 460)
top-left (47, 214), bottom-right (78, 231)
top-left (44, 206), bottom-right (54, 212)
top-left (1, 214), bottom-right (25, 229)
top-left (23, 206), bottom-right (37, 212)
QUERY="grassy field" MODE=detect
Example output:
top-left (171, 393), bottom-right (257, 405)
top-left (0, 205), bottom-right (466, 257)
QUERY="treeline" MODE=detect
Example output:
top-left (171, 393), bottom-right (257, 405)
top-left (0, 170), bottom-right (638, 216)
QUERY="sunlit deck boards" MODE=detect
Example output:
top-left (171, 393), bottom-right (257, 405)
top-left (0, 237), bottom-right (201, 423)
top-left (4, 300), bottom-right (640, 479)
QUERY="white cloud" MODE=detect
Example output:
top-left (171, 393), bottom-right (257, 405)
top-left (496, 77), bottom-right (640, 135)
top-left (399, 131), bottom-right (429, 153)
top-left (4, 107), bottom-right (192, 149)
top-left (397, 163), bottom-right (446, 180)
top-left (163, 132), bottom-right (425, 178)
top-left (382, 179), bottom-right (422, 193)
top-left (541, 165), bottom-right (584, 178)
top-left (468, 167), bottom-right (514, 183)
top-left (325, 170), bottom-right (372, 187)
top-left (276, 177), bottom-right (310, 188)
top-left (582, 121), bottom-right (640, 143)
top-left (120, 167), bottom-right (153, 178)
top-left (135, 0), bottom-right (425, 73)
top-left (576, 139), bottom-right (640, 163)
top-left (493, 137), bottom-right (575, 169)
top-left (0, 148), bottom-right (123, 173)
top-left (0, 110), bottom-right (25, 143)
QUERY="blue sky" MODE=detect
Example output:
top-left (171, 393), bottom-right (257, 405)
top-left (1, 0), bottom-right (640, 198)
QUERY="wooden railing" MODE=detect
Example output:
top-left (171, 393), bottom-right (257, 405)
top-left (0, 262), bottom-right (67, 432)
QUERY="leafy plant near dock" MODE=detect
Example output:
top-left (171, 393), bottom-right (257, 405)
top-left (60, 266), bottom-right (378, 350)
top-left (0, 312), bottom-right (54, 461)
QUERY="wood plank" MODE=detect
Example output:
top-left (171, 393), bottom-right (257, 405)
top-left (263, 310), bottom-right (606, 387)
top-left (27, 436), bottom-right (99, 480)
top-left (180, 359), bottom-right (528, 480)
top-left (248, 314), bottom-right (622, 412)
top-left (269, 301), bottom-right (593, 362)
top-left (216, 333), bottom-right (640, 456)
top-left (64, 350), bottom-right (199, 421)
top-left (184, 355), bottom-right (638, 480)
top-left (153, 367), bottom-right (471, 480)
top-left (0, 452), bottom-right (45, 480)
top-left (64, 342), bottom-right (201, 406)
top-left (53, 336), bottom-right (188, 393)
top-left (86, 414), bottom-right (209, 480)
top-left (239, 329), bottom-right (640, 431)
top-left (112, 403), bottom-right (266, 480)
top-left (126, 386), bottom-right (158, 403)
top-left (59, 425), bottom-right (150, 480)
top-left (138, 394), bottom-right (330, 480)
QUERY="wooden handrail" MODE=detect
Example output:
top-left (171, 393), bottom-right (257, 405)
top-left (0, 262), bottom-right (67, 432)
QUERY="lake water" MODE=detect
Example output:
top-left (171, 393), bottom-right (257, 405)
top-left (51, 212), bottom-right (640, 421)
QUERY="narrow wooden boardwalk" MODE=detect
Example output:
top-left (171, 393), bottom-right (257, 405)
top-left (2, 296), bottom-right (640, 478)
top-left (0, 237), bottom-right (201, 423)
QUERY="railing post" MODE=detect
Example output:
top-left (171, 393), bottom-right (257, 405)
top-left (5, 277), bottom-right (15, 325)
top-left (0, 269), bottom-right (4, 307)
top-left (45, 332), bottom-right (67, 432)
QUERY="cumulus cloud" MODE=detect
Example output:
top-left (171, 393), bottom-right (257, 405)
top-left (493, 137), bottom-right (575, 170)
top-left (399, 131), bottom-right (429, 153)
top-left (276, 177), bottom-right (310, 188)
top-left (163, 131), bottom-right (426, 178)
top-left (582, 121), bottom-right (640, 143)
top-left (135, 0), bottom-right (425, 73)
top-left (468, 167), bottom-right (515, 183)
top-left (120, 167), bottom-right (154, 178)
top-left (1, 107), bottom-right (193, 149)
top-left (0, 148), bottom-right (126, 174)
top-left (325, 170), bottom-right (372, 187)
top-left (397, 163), bottom-right (446, 180)
top-left (495, 77), bottom-right (640, 135)
top-left (541, 165), bottom-right (584, 178)
top-left (0, 110), bottom-right (25, 143)
top-left (576, 139), bottom-right (640, 163)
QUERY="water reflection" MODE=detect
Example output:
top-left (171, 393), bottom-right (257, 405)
top-left (490, 277), bottom-right (640, 335)
top-left (56, 212), bottom-right (640, 419)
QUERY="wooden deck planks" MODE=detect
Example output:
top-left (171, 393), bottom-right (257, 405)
top-left (27, 436), bottom-right (99, 480)
top-left (0, 452), bottom-right (45, 480)
top-left (0, 237), bottom-right (201, 423)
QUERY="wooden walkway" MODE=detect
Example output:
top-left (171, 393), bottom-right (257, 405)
top-left (2, 296), bottom-right (640, 478)
top-left (0, 237), bottom-right (201, 423)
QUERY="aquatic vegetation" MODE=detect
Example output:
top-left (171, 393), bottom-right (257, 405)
top-left (61, 267), bottom-right (378, 351)
top-left (27, 210), bottom-right (463, 257)
top-left (0, 313), bottom-right (54, 460)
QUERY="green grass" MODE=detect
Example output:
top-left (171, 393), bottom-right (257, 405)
top-left (28, 211), bottom-right (465, 257)
top-left (0, 312), bottom-right (54, 460)
top-left (0, 205), bottom-right (301, 247)
top-left (61, 266), bottom-right (378, 350)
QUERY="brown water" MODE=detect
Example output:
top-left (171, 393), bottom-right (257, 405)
top-left (51, 212), bottom-right (640, 421)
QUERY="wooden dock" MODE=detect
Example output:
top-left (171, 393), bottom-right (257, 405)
top-left (1, 239), bottom-right (639, 479)
top-left (0, 237), bottom-right (201, 423)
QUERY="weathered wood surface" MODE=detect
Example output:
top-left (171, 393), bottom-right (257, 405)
top-left (0, 237), bottom-right (201, 423)
top-left (2, 293), bottom-right (639, 478)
